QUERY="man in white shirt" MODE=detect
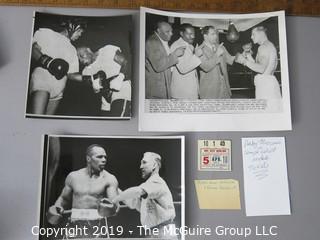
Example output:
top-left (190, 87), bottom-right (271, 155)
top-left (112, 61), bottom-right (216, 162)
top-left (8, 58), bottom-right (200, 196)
top-left (112, 152), bottom-right (178, 239)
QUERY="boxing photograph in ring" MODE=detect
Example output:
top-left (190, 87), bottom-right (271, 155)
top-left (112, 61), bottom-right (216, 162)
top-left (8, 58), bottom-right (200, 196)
top-left (139, 8), bottom-right (291, 132)
top-left (37, 135), bottom-right (184, 239)
top-left (25, 12), bottom-right (132, 119)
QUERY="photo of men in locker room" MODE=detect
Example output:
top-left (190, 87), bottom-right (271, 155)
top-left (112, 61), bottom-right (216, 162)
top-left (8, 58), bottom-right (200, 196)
top-left (40, 136), bottom-right (183, 239)
top-left (26, 12), bottom-right (132, 118)
top-left (145, 13), bottom-right (281, 100)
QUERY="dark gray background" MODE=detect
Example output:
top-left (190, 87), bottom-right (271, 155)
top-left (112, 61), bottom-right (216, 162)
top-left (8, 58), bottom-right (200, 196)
top-left (0, 5), bottom-right (319, 240)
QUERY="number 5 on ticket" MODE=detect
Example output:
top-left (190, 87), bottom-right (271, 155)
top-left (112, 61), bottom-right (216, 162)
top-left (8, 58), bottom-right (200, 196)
top-left (198, 140), bottom-right (232, 171)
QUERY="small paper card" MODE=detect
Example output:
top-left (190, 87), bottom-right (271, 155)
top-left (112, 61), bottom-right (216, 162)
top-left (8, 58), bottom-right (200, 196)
top-left (198, 140), bottom-right (231, 171)
top-left (195, 179), bottom-right (241, 209)
top-left (242, 137), bottom-right (291, 216)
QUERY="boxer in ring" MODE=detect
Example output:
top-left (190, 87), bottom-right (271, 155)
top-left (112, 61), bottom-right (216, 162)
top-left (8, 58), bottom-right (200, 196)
top-left (47, 144), bottom-right (119, 239)
top-left (28, 18), bottom-right (86, 115)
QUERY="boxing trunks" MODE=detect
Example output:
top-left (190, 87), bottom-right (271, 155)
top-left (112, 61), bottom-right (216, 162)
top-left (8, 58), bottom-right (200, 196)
top-left (63, 209), bottom-right (109, 239)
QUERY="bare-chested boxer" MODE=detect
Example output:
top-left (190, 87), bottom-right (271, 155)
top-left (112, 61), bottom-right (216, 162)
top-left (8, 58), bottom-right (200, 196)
top-left (236, 26), bottom-right (281, 100)
top-left (47, 144), bottom-right (119, 239)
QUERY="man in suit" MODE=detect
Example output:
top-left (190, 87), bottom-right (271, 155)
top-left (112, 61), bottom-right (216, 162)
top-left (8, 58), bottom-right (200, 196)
top-left (145, 21), bottom-right (186, 99)
top-left (199, 26), bottom-right (236, 99)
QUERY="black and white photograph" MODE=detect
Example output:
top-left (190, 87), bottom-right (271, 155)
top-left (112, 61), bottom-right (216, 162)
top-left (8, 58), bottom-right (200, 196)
top-left (38, 135), bottom-right (184, 240)
top-left (26, 12), bottom-right (132, 119)
top-left (139, 7), bottom-right (291, 131)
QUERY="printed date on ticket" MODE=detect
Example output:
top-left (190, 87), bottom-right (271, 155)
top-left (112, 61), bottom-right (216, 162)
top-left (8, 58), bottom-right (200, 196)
top-left (198, 140), bottom-right (232, 171)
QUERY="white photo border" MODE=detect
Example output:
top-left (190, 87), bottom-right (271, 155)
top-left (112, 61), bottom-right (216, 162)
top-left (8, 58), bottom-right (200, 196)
top-left (139, 7), bottom-right (291, 131)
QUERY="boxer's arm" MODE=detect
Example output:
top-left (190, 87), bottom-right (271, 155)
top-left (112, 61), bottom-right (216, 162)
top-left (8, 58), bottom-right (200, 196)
top-left (67, 72), bottom-right (103, 83)
top-left (67, 72), bottom-right (83, 82)
top-left (105, 175), bottom-right (120, 213)
top-left (106, 175), bottom-right (119, 200)
top-left (29, 91), bottom-right (50, 114)
top-left (245, 58), bottom-right (268, 73)
top-left (32, 42), bottom-right (43, 62)
top-left (245, 53), bottom-right (255, 63)
top-left (244, 47), bottom-right (269, 73)
top-left (54, 173), bottom-right (73, 209)
top-left (32, 42), bottom-right (69, 80)
top-left (68, 72), bottom-right (107, 94)
top-left (47, 175), bottom-right (72, 225)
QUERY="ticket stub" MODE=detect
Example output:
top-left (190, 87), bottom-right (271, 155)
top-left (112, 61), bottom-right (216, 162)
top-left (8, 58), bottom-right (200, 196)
top-left (198, 140), bottom-right (231, 171)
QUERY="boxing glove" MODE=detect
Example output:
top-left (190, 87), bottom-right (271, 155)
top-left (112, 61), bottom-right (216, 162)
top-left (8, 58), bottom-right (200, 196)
top-left (97, 198), bottom-right (117, 217)
top-left (47, 205), bottom-right (64, 225)
top-left (100, 74), bottom-right (126, 103)
top-left (83, 70), bottom-right (107, 93)
top-left (38, 54), bottom-right (69, 80)
top-left (100, 88), bottom-right (113, 104)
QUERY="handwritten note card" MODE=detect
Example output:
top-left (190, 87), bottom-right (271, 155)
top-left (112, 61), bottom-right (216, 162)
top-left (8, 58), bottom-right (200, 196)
top-left (195, 179), bottom-right (241, 209)
top-left (242, 137), bottom-right (291, 216)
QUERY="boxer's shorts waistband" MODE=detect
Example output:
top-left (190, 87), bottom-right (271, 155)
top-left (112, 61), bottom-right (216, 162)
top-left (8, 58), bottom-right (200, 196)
top-left (71, 208), bottom-right (103, 220)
